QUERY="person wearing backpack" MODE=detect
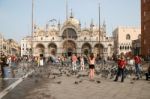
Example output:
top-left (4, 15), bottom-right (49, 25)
top-left (134, 55), bottom-right (142, 80)
top-left (114, 55), bottom-right (126, 82)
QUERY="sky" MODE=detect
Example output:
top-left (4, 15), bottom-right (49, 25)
top-left (0, 0), bottom-right (140, 43)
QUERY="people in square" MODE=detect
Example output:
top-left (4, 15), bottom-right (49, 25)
top-left (134, 54), bottom-right (142, 80)
top-left (114, 54), bottom-right (126, 82)
top-left (71, 54), bottom-right (77, 71)
top-left (88, 53), bottom-right (95, 80)
top-left (80, 55), bottom-right (85, 71)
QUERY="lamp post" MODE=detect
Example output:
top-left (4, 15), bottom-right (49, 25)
top-left (98, 3), bottom-right (101, 57)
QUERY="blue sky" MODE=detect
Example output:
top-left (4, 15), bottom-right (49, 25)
top-left (0, 0), bottom-right (140, 43)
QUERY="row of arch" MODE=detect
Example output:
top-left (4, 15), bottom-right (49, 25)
top-left (34, 40), bottom-right (109, 56)
top-left (120, 45), bottom-right (132, 50)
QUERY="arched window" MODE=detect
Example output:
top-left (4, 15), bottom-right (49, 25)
top-left (120, 46), bottom-right (122, 50)
top-left (138, 34), bottom-right (141, 39)
top-left (130, 46), bottom-right (132, 49)
top-left (62, 28), bottom-right (77, 39)
top-left (125, 46), bottom-right (127, 50)
top-left (122, 46), bottom-right (124, 50)
top-left (126, 34), bottom-right (130, 40)
top-left (127, 46), bottom-right (129, 50)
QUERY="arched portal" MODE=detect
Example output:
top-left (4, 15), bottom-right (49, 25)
top-left (81, 43), bottom-right (91, 55)
top-left (48, 43), bottom-right (57, 56)
top-left (35, 44), bottom-right (45, 56)
top-left (94, 44), bottom-right (104, 57)
top-left (62, 28), bottom-right (77, 39)
top-left (63, 40), bottom-right (76, 57)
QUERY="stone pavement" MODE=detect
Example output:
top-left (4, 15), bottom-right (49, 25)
top-left (2, 75), bottom-right (150, 99)
top-left (1, 61), bottom-right (150, 99)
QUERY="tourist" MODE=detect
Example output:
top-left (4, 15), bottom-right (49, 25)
top-left (88, 53), bottom-right (95, 80)
top-left (134, 54), bottom-right (142, 80)
top-left (39, 56), bottom-right (44, 66)
top-left (0, 53), bottom-right (7, 78)
top-left (80, 55), bottom-right (85, 71)
top-left (71, 54), bottom-right (77, 71)
top-left (6, 55), bottom-right (12, 67)
top-left (114, 55), bottom-right (126, 82)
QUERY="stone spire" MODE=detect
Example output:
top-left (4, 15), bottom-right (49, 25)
top-left (58, 20), bottom-right (61, 31)
top-left (90, 19), bottom-right (94, 31)
top-left (103, 20), bottom-right (106, 34)
top-left (70, 9), bottom-right (74, 18)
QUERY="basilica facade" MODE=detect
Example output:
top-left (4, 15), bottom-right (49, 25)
top-left (22, 15), bottom-right (114, 58)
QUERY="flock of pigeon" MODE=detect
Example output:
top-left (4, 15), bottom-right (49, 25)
top-left (12, 60), bottom-right (147, 85)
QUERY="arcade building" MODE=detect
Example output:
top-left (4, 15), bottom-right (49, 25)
top-left (21, 14), bottom-right (114, 59)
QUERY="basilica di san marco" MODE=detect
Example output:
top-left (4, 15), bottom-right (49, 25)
top-left (22, 14), bottom-right (114, 59)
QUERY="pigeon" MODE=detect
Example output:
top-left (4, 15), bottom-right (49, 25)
top-left (130, 81), bottom-right (134, 84)
top-left (35, 79), bottom-right (39, 83)
top-left (66, 74), bottom-right (70, 77)
top-left (96, 80), bottom-right (101, 83)
top-left (53, 76), bottom-right (56, 79)
top-left (57, 81), bottom-right (62, 84)
top-left (79, 80), bottom-right (83, 83)
top-left (132, 78), bottom-right (136, 80)
top-left (74, 81), bottom-right (78, 84)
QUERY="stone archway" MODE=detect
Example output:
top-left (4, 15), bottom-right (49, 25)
top-left (81, 43), bottom-right (92, 56)
top-left (94, 43), bottom-right (104, 57)
top-left (62, 28), bottom-right (77, 40)
top-left (63, 40), bottom-right (76, 57)
top-left (48, 43), bottom-right (57, 56)
top-left (35, 43), bottom-right (45, 56)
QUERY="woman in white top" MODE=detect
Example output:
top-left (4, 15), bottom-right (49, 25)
top-left (80, 55), bottom-right (85, 70)
top-left (89, 53), bottom-right (95, 80)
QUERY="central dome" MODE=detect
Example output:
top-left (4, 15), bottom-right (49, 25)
top-left (64, 17), bottom-right (80, 27)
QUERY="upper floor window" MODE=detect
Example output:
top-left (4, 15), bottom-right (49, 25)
top-left (144, 25), bottom-right (146, 30)
top-left (96, 37), bottom-right (98, 41)
top-left (144, 11), bottom-right (146, 16)
top-left (138, 34), bottom-right (141, 39)
top-left (62, 28), bottom-right (77, 39)
top-left (52, 37), bottom-right (54, 40)
top-left (126, 34), bottom-right (130, 40)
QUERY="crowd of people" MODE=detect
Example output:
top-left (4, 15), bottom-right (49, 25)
top-left (1, 52), bottom-right (150, 82)
top-left (0, 53), bottom-right (20, 78)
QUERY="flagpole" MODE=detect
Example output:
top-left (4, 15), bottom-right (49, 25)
top-left (66, 0), bottom-right (68, 20)
top-left (99, 3), bottom-right (101, 57)
top-left (66, 0), bottom-right (69, 57)
top-left (31, 0), bottom-right (34, 56)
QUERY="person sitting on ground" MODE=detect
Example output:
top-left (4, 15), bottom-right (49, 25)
top-left (145, 65), bottom-right (150, 80)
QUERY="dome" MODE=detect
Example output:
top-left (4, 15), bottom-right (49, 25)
top-left (64, 17), bottom-right (79, 27)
